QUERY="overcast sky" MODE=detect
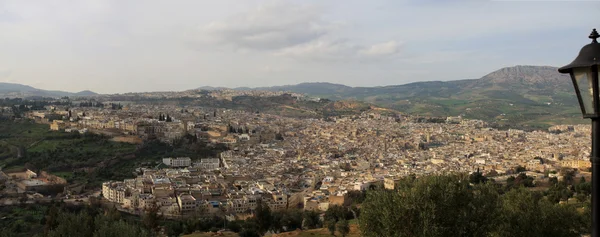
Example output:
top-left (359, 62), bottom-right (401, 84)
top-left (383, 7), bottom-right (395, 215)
top-left (0, 0), bottom-right (599, 94)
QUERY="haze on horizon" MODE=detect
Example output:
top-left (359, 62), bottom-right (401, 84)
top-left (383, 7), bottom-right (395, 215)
top-left (0, 0), bottom-right (598, 94)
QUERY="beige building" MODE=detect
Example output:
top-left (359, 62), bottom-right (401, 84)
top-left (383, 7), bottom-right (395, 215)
top-left (560, 160), bottom-right (591, 170)
top-left (102, 181), bottom-right (128, 204)
top-left (384, 177), bottom-right (402, 190)
top-left (50, 120), bottom-right (66, 131)
top-left (177, 193), bottom-right (197, 213)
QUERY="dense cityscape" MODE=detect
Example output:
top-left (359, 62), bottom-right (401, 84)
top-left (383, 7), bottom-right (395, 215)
top-left (1, 1), bottom-right (599, 236)
top-left (0, 87), bottom-right (595, 236)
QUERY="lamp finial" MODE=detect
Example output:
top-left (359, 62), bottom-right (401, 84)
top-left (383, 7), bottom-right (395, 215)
top-left (590, 28), bottom-right (599, 43)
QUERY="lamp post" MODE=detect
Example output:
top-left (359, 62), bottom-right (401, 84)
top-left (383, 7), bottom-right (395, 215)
top-left (558, 28), bottom-right (600, 237)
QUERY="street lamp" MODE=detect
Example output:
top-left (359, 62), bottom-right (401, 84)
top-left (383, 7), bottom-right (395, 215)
top-left (558, 28), bottom-right (600, 237)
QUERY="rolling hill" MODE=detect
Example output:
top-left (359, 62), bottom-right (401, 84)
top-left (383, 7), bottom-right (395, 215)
top-left (0, 82), bottom-right (98, 98)
top-left (204, 66), bottom-right (584, 128)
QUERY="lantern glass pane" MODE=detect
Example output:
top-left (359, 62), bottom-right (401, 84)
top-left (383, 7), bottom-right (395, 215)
top-left (573, 67), bottom-right (595, 115)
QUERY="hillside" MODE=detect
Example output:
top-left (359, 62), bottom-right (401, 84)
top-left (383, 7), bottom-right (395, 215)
top-left (206, 66), bottom-right (583, 128)
top-left (0, 82), bottom-right (98, 98)
top-left (159, 93), bottom-right (381, 119)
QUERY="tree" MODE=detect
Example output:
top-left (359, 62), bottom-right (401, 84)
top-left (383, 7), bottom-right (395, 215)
top-left (359, 175), bottom-right (499, 237)
top-left (546, 181), bottom-right (573, 203)
top-left (47, 211), bottom-right (95, 237)
top-left (324, 205), bottom-right (351, 223)
top-left (164, 221), bottom-right (183, 237)
top-left (44, 205), bottom-right (60, 236)
top-left (302, 211), bottom-right (321, 229)
top-left (279, 209), bottom-right (303, 231)
top-left (492, 188), bottom-right (586, 237)
top-left (239, 219), bottom-right (260, 237)
top-left (254, 200), bottom-right (272, 235)
top-left (270, 211), bottom-right (284, 233)
top-left (93, 217), bottom-right (148, 237)
top-left (239, 229), bottom-right (260, 237)
top-left (337, 219), bottom-right (350, 237)
top-left (345, 190), bottom-right (366, 205)
top-left (469, 169), bottom-right (488, 184)
top-left (560, 168), bottom-right (576, 185)
top-left (576, 179), bottom-right (592, 197)
top-left (143, 202), bottom-right (161, 232)
top-left (326, 220), bottom-right (336, 236)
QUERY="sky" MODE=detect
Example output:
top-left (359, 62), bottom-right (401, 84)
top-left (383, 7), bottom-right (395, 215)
top-left (0, 0), bottom-right (599, 94)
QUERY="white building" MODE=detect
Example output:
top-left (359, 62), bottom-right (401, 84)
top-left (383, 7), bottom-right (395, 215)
top-left (162, 157), bottom-right (192, 167)
top-left (195, 158), bottom-right (220, 170)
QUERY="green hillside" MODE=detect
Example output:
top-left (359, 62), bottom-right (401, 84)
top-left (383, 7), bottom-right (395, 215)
top-left (249, 66), bottom-right (585, 129)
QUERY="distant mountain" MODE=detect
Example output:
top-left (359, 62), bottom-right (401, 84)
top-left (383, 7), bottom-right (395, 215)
top-left (201, 66), bottom-right (582, 128)
top-left (197, 86), bottom-right (229, 91)
top-left (0, 82), bottom-right (98, 98)
top-left (74, 90), bottom-right (98, 96)
top-left (251, 82), bottom-right (353, 96)
top-left (0, 82), bottom-right (38, 92)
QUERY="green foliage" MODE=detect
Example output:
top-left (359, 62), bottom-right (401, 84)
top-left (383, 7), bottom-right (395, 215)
top-left (302, 211), bottom-right (322, 229)
top-left (344, 190), bottom-right (366, 205)
top-left (0, 205), bottom-right (48, 237)
top-left (324, 205), bottom-right (353, 223)
top-left (326, 220), bottom-right (336, 236)
top-left (277, 209), bottom-right (303, 231)
top-left (164, 221), bottom-right (184, 237)
top-left (178, 215), bottom-right (225, 234)
top-left (93, 216), bottom-right (148, 237)
top-left (142, 202), bottom-right (161, 232)
top-left (469, 171), bottom-right (488, 184)
top-left (359, 174), bottom-right (589, 237)
top-left (505, 173), bottom-right (535, 190)
top-left (20, 203), bottom-right (152, 237)
top-left (336, 219), bottom-right (350, 237)
top-left (560, 168), bottom-right (576, 185)
top-left (0, 119), bottom-right (228, 189)
top-left (253, 200), bottom-right (273, 235)
top-left (239, 219), bottom-right (260, 237)
top-left (492, 188), bottom-right (585, 237)
top-left (360, 174), bottom-right (499, 237)
top-left (546, 181), bottom-right (574, 203)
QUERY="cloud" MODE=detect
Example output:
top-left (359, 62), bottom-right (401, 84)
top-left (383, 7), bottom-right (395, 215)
top-left (275, 39), bottom-right (402, 61)
top-left (359, 41), bottom-right (401, 56)
top-left (275, 39), bottom-right (357, 60)
top-left (195, 2), bottom-right (402, 62)
top-left (200, 2), bottom-right (336, 50)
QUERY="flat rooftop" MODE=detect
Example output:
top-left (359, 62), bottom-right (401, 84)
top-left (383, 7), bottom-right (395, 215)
top-left (20, 179), bottom-right (48, 186)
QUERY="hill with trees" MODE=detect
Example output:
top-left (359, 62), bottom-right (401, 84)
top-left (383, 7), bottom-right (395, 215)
top-left (207, 65), bottom-right (582, 129)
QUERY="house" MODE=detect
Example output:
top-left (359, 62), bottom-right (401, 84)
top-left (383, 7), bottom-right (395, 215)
top-left (163, 157), bottom-right (192, 167)
top-left (50, 120), bottom-right (66, 131)
top-left (384, 177), bottom-right (401, 190)
top-left (177, 193), bottom-right (197, 213)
